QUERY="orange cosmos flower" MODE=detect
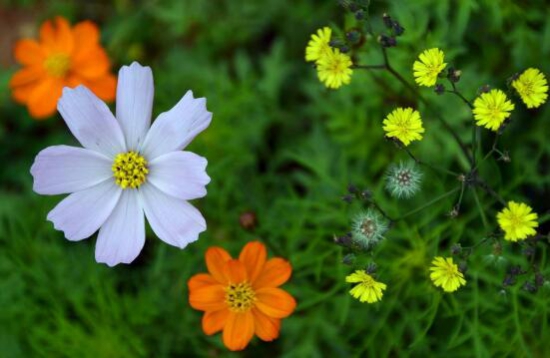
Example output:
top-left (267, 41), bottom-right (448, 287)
top-left (10, 16), bottom-right (116, 119)
top-left (188, 241), bottom-right (296, 351)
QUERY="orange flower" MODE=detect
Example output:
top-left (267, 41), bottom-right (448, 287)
top-left (188, 241), bottom-right (296, 351)
top-left (10, 16), bottom-right (116, 119)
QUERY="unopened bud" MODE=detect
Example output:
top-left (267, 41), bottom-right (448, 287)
top-left (450, 243), bottom-right (462, 255)
top-left (434, 83), bottom-right (445, 95)
top-left (342, 253), bottom-right (356, 265)
top-left (378, 34), bottom-right (396, 48)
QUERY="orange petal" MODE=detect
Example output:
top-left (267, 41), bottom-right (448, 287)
top-left (224, 259), bottom-right (248, 284)
top-left (39, 19), bottom-right (57, 50)
top-left (14, 39), bottom-right (45, 65)
top-left (239, 241), bottom-right (267, 283)
top-left (84, 73), bottom-right (117, 102)
top-left (72, 47), bottom-right (110, 79)
top-left (253, 258), bottom-right (292, 289)
top-left (202, 309), bottom-right (230, 335)
top-left (53, 16), bottom-right (74, 54)
top-left (72, 20), bottom-right (100, 61)
top-left (222, 311), bottom-right (255, 351)
top-left (9, 66), bottom-right (45, 87)
top-left (255, 287), bottom-right (296, 318)
top-left (188, 273), bottom-right (218, 291)
top-left (12, 82), bottom-right (37, 104)
top-left (189, 284), bottom-right (227, 312)
top-left (27, 77), bottom-right (63, 119)
top-left (205, 247), bottom-right (232, 284)
top-left (252, 308), bottom-right (280, 342)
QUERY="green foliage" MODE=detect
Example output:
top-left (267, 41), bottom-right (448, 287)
top-left (1, 0), bottom-right (549, 357)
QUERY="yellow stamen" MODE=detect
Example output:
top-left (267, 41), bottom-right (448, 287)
top-left (112, 151), bottom-right (149, 189)
top-left (44, 54), bottom-right (71, 77)
top-left (225, 282), bottom-right (256, 312)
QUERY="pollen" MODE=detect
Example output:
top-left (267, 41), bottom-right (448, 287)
top-left (44, 53), bottom-right (71, 77)
top-left (225, 282), bottom-right (256, 312)
top-left (112, 151), bottom-right (149, 189)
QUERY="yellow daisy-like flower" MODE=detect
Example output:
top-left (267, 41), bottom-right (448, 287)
top-left (305, 27), bottom-right (332, 63)
top-left (316, 48), bottom-right (353, 89)
top-left (383, 107), bottom-right (425, 146)
top-left (512, 68), bottom-right (548, 109)
top-left (413, 48), bottom-right (447, 87)
top-left (346, 270), bottom-right (387, 303)
top-left (497, 201), bottom-right (539, 242)
top-left (429, 257), bottom-right (466, 293)
top-left (472, 89), bottom-right (515, 131)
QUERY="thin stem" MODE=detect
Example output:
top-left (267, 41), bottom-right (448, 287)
top-left (354, 64), bottom-right (386, 70)
top-left (448, 82), bottom-right (474, 109)
top-left (454, 180), bottom-right (467, 212)
top-left (472, 134), bottom-right (500, 172)
top-left (371, 200), bottom-right (393, 222)
top-left (395, 187), bottom-right (461, 221)
top-left (475, 178), bottom-right (506, 206)
top-left (398, 142), bottom-right (459, 177)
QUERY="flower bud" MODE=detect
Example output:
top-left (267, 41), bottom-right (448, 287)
top-left (434, 83), bottom-right (445, 95)
top-left (450, 243), bottom-right (462, 255)
top-left (342, 253), bottom-right (356, 265)
top-left (382, 13), bottom-right (393, 28)
top-left (447, 67), bottom-right (462, 83)
top-left (346, 30), bottom-right (361, 44)
top-left (378, 34), bottom-right (396, 48)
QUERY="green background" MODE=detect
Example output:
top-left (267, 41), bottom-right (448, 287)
top-left (1, 0), bottom-right (550, 356)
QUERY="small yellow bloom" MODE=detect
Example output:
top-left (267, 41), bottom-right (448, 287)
top-left (472, 89), bottom-right (515, 131)
top-left (429, 257), bottom-right (466, 292)
top-left (346, 270), bottom-right (387, 303)
top-left (497, 201), bottom-right (539, 242)
top-left (305, 27), bottom-right (332, 63)
top-left (413, 48), bottom-right (447, 87)
top-left (316, 48), bottom-right (353, 89)
top-left (383, 107), bottom-right (425, 146)
top-left (512, 68), bottom-right (548, 109)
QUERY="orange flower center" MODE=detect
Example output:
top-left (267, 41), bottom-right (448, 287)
top-left (225, 282), bottom-right (256, 312)
top-left (44, 53), bottom-right (71, 77)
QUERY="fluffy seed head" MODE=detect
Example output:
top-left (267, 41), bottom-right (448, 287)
top-left (351, 209), bottom-right (389, 249)
top-left (385, 161), bottom-right (423, 199)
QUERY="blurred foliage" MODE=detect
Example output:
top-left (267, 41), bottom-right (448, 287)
top-left (1, 0), bottom-right (550, 357)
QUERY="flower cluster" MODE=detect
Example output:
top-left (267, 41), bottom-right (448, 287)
top-left (327, 11), bottom-right (548, 305)
top-left (305, 27), bottom-right (353, 89)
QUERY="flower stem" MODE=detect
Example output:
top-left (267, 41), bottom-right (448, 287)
top-left (395, 187), bottom-right (461, 221)
top-left (398, 142), bottom-right (459, 177)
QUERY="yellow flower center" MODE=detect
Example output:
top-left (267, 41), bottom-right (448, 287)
top-left (517, 80), bottom-right (534, 97)
top-left (225, 282), bottom-right (256, 312)
top-left (44, 53), bottom-right (71, 77)
top-left (112, 151), bottom-right (149, 189)
top-left (358, 275), bottom-right (375, 287)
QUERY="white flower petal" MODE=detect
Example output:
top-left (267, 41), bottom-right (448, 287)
top-left (141, 90), bottom-right (212, 159)
top-left (47, 180), bottom-right (122, 241)
top-left (116, 62), bottom-right (154, 150)
top-left (31, 145), bottom-right (113, 195)
top-left (57, 86), bottom-right (126, 158)
top-left (141, 184), bottom-right (206, 249)
top-left (147, 151), bottom-right (210, 200)
top-left (95, 190), bottom-right (145, 267)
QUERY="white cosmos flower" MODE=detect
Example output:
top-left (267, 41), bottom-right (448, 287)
top-left (30, 62), bottom-right (212, 267)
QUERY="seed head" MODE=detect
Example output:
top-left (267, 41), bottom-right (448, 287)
top-left (385, 161), bottom-right (423, 199)
top-left (351, 209), bottom-right (389, 249)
